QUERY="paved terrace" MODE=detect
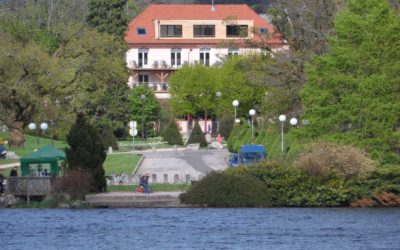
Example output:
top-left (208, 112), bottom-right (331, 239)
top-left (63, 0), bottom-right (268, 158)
top-left (85, 191), bottom-right (193, 208)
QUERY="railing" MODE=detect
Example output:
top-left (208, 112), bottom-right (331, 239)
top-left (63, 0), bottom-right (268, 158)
top-left (129, 82), bottom-right (169, 92)
top-left (5, 177), bottom-right (51, 196)
top-left (129, 60), bottom-right (183, 70)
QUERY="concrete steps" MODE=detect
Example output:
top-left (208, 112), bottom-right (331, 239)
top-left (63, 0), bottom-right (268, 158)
top-left (85, 191), bottom-right (190, 208)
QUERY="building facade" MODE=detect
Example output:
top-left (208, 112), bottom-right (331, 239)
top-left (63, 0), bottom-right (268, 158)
top-left (125, 4), bottom-right (287, 100)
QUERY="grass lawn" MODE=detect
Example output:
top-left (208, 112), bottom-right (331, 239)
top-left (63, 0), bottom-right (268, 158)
top-left (108, 183), bottom-right (191, 192)
top-left (103, 153), bottom-right (142, 176)
top-left (0, 132), bottom-right (68, 157)
top-left (0, 158), bottom-right (19, 165)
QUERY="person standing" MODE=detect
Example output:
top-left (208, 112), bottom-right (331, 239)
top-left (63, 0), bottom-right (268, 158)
top-left (139, 173), bottom-right (151, 193)
top-left (0, 171), bottom-right (4, 193)
top-left (9, 167), bottom-right (18, 192)
top-left (10, 167), bottom-right (18, 177)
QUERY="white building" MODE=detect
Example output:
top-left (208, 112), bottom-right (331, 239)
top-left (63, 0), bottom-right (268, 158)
top-left (125, 4), bottom-right (287, 100)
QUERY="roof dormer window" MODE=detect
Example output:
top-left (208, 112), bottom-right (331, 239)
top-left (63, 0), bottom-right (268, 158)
top-left (259, 28), bottom-right (268, 35)
top-left (137, 27), bottom-right (146, 35)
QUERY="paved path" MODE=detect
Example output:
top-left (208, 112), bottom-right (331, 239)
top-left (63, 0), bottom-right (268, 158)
top-left (0, 162), bottom-right (20, 170)
top-left (134, 149), bottom-right (229, 183)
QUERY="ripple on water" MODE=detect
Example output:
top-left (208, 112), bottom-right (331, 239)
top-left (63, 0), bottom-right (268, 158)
top-left (1, 208), bottom-right (400, 249)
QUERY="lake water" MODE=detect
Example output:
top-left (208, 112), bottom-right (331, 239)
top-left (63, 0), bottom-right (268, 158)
top-left (1, 208), bottom-right (400, 250)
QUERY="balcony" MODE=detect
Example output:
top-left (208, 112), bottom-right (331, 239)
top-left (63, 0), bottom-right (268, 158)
top-left (128, 60), bottom-right (185, 70)
top-left (128, 81), bottom-right (168, 92)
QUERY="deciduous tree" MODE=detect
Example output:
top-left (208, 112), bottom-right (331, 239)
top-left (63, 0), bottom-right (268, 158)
top-left (130, 85), bottom-right (161, 139)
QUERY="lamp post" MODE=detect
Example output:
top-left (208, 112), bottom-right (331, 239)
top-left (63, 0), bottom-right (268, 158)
top-left (28, 122), bottom-right (48, 149)
top-left (140, 94), bottom-right (146, 140)
top-left (129, 121), bottom-right (138, 156)
top-left (43, 98), bottom-right (60, 145)
top-left (279, 115), bottom-right (298, 158)
top-left (232, 100), bottom-right (239, 124)
top-left (216, 91), bottom-right (221, 134)
top-left (278, 114), bottom-right (286, 157)
top-left (249, 109), bottom-right (256, 143)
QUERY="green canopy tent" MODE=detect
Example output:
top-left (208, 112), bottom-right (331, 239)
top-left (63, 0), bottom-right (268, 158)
top-left (20, 144), bottom-right (66, 176)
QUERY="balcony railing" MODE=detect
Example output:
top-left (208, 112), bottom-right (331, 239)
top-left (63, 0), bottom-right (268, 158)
top-left (128, 60), bottom-right (183, 69)
top-left (128, 82), bottom-right (169, 92)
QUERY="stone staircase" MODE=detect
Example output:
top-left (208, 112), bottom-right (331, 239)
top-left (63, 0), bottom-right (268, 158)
top-left (85, 191), bottom-right (190, 208)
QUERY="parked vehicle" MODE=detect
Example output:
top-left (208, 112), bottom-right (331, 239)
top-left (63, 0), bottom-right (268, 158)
top-left (0, 145), bottom-right (6, 159)
top-left (229, 144), bottom-right (267, 167)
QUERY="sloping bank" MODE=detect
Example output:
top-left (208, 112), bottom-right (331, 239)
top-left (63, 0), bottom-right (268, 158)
top-left (179, 162), bottom-right (400, 208)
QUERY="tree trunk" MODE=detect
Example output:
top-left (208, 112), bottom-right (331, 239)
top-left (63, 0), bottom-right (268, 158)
top-left (7, 121), bottom-right (25, 148)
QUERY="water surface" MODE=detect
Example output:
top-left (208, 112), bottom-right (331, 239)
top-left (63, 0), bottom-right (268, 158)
top-left (1, 208), bottom-right (399, 249)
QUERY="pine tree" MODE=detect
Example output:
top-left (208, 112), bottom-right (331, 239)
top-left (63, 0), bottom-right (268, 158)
top-left (301, 0), bottom-right (400, 163)
top-left (66, 113), bottom-right (107, 192)
top-left (86, 0), bottom-right (128, 39)
top-left (162, 120), bottom-right (184, 145)
top-left (187, 122), bottom-right (207, 147)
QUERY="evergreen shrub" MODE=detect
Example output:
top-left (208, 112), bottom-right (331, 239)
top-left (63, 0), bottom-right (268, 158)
top-left (101, 126), bottom-right (119, 150)
top-left (187, 122), bottom-right (207, 147)
top-left (162, 120), bottom-right (183, 145)
top-left (180, 171), bottom-right (272, 207)
top-left (66, 113), bottom-right (107, 193)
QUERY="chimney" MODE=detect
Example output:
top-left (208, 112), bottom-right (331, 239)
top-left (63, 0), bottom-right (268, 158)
top-left (211, 0), bottom-right (216, 12)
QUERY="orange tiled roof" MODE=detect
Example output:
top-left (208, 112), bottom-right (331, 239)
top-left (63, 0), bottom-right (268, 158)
top-left (125, 4), bottom-right (284, 47)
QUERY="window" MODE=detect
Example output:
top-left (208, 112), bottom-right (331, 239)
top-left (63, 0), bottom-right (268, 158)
top-left (160, 25), bottom-right (182, 37)
top-left (162, 83), bottom-right (168, 91)
top-left (193, 25), bottom-right (215, 37)
top-left (226, 25), bottom-right (248, 37)
top-left (138, 74), bottom-right (148, 84)
top-left (171, 49), bottom-right (181, 67)
top-left (228, 48), bottom-right (239, 57)
top-left (138, 50), bottom-right (148, 67)
top-left (200, 49), bottom-right (210, 66)
top-left (137, 27), bottom-right (146, 35)
top-left (259, 28), bottom-right (268, 35)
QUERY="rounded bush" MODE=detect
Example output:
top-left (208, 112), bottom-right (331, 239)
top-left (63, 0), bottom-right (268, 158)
top-left (180, 171), bottom-right (272, 207)
top-left (295, 141), bottom-right (377, 178)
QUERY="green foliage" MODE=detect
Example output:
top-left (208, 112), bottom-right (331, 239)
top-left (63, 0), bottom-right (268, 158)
top-left (180, 171), bottom-right (272, 207)
top-left (58, 26), bottom-right (129, 125)
top-left (66, 113), bottom-right (106, 192)
top-left (162, 120), bottom-right (184, 145)
top-left (227, 124), bottom-right (252, 153)
top-left (187, 122), bottom-right (207, 147)
top-left (364, 164), bottom-right (400, 195)
top-left (101, 126), bottom-right (119, 150)
top-left (301, 0), bottom-right (400, 164)
top-left (0, 32), bottom-right (57, 147)
top-left (86, 0), bottom-right (128, 39)
top-left (130, 85), bottom-right (161, 139)
top-left (228, 161), bottom-right (355, 207)
top-left (169, 64), bottom-right (217, 116)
